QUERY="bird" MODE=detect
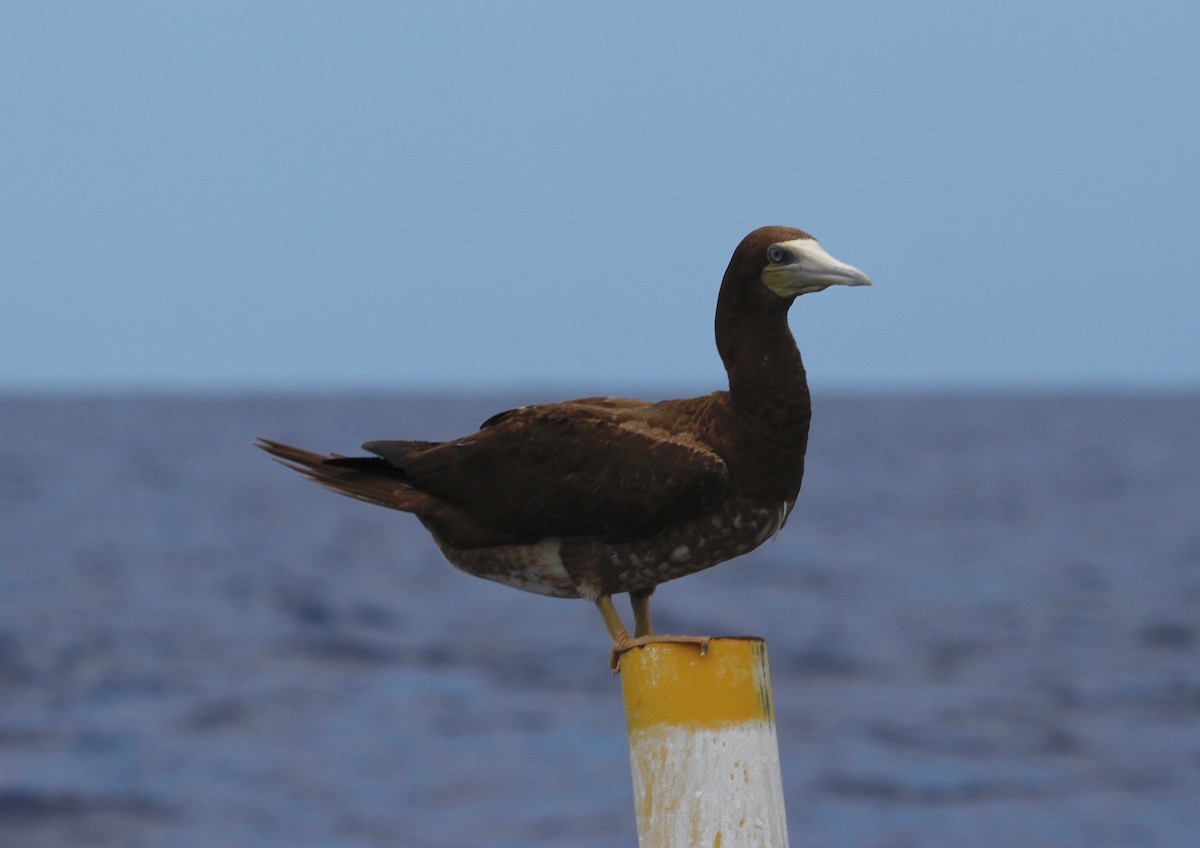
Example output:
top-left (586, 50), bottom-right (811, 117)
top-left (258, 226), bottom-right (870, 658)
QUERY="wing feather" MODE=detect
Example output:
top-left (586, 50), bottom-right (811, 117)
top-left (365, 400), bottom-right (728, 542)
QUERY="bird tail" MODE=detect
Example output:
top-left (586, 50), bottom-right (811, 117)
top-left (256, 438), bottom-right (432, 514)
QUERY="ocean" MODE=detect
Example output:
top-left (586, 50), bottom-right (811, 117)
top-left (1, 392), bottom-right (1197, 847)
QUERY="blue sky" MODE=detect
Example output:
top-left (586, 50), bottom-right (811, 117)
top-left (4, 3), bottom-right (1197, 394)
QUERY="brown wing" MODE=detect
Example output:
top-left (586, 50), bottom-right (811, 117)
top-left (364, 400), bottom-right (728, 543)
top-left (477, 395), bottom-right (651, 429)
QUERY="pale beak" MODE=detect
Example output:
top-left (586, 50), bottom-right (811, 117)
top-left (790, 239), bottom-right (871, 290)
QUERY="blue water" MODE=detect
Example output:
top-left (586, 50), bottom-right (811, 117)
top-left (1, 392), bottom-right (1197, 847)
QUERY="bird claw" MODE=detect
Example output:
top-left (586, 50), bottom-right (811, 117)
top-left (609, 634), bottom-right (713, 671)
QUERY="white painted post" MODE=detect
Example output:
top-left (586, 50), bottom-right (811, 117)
top-left (618, 637), bottom-right (789, 848)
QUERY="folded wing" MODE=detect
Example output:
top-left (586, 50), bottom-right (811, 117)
top-left (364, 400), bottom-right (729, 543)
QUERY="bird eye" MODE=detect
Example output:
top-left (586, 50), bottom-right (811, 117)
top-left (767, 245), bottom-right (792, 264)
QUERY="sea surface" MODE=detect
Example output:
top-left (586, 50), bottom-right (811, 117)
top-left (1, 392), bottom-right (1197, 848)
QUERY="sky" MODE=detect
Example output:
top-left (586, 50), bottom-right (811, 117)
top-left (4, 2), bottom-right (1198, 395)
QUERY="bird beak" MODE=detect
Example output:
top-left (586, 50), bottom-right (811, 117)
top-left (763, 238), bottom-right (872, 297)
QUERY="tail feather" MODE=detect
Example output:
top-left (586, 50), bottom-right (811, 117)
top-left (255, 438), bottom-right (431, 514)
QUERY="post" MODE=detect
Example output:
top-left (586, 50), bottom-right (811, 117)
top-left (618, 637), bottom-right (789, 848)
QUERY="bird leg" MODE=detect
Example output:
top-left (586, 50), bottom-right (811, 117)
top-left (596, 596), bottom-right (635, 670)
top-left (630, 588), bottom-right (654, 638)
top-left (599, 592), bottom-right (712, 671)
top-left (595, 595), bottom-right (632, 649)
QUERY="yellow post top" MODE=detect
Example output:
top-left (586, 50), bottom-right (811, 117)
top-left (620, 637), bottom-right (774, 731)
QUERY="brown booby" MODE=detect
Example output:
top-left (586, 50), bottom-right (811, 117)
top-left (258, 226), bottom-right (870, 655)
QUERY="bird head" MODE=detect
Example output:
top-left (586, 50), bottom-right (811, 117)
top-left (755, 227), bottom-right (872, 298)
top-left (720, 226), bottom-right (871, 313)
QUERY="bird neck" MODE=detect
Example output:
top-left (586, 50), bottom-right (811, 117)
top-left (716, 305), bottom-right (812, 434)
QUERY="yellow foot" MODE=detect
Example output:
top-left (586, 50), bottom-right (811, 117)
top-left (609, 634), bottom-right (712, 671)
